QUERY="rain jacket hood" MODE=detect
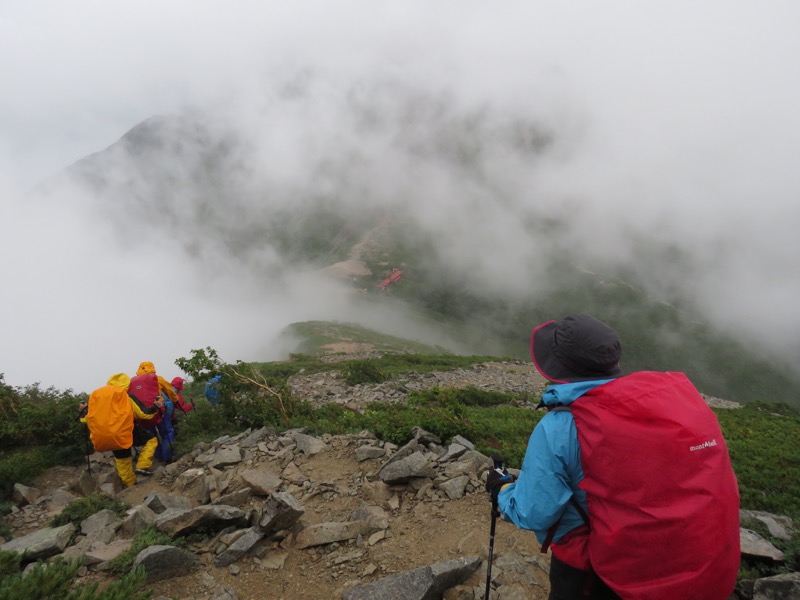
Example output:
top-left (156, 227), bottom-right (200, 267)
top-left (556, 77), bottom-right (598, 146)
top-left (171, 377), bottom-right (184, 391)
top-left (107, 373), bottom-right (131, 389)
top-left (540, 380), bottom-right (614, 407)
top-left (137, 361), bottom-right (156, 375)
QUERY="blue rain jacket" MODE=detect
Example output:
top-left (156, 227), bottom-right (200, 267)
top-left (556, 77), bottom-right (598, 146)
top-left (497, 379), bottom-right (613, 544)
top-left (205, 375), bottom-right (222, 405)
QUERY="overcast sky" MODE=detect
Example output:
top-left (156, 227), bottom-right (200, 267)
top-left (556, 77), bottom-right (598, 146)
top-left (1, 1), bottom-right (799, 394)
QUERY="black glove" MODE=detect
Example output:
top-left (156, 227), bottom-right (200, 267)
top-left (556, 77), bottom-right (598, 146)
top-left (485, 463), bottom-right (514, 502)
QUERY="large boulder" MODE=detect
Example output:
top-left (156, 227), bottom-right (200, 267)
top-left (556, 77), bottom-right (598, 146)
top-left (153, 505), bottom-right (249, 537)
top-left (132, 545), bottom-right (198, 582)
top-left (1, 524), bottom-right (75, 561)
top-left (342, 555), bottom-right (481, 600)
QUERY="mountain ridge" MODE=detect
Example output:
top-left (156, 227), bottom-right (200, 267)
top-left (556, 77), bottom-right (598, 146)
top-left (40, 110), bottom-right (800, 407)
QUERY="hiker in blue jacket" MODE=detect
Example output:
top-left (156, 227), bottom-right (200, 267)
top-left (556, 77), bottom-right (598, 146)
top-left (205, 374), bottom-right (222, 406)
top-left (486, 315), bottom-right (624, 600)
top-left (485, 314), bottom-right (739, 600)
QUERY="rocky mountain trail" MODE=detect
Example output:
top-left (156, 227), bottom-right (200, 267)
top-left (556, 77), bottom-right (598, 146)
top-left (2, 361), bottom-right (796, 600)
top-left (3, 424), bottom-right (550, 600)
top-left (288, 359), bottom-right (548, 412)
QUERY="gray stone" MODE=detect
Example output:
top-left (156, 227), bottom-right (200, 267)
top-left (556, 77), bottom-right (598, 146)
top-left (753, 572), bottom-right (800, 600)
top-left (378, 452), bottom-right (436, 485)
top-left (84, 539), bottom-right (133, 565)
top-left (174, 467), bottom-right (206, 501)
top-left (47, 488), bottom-right (78, 510)
top-left (281, 462), bottom-right (308, 485)
top-left (451, 435), bottom-right (475, 451)
top-left (80, 509), bottom-right (122, 535)
top-left (380, 440), bottom-right (423, 471)
top-left (258, 492), bottom-right (304, 535)
top-left (356, 445), bottom-right (386, 462)
top-left (342, 555), bottom-right (481, 600)
top-left (492, 552), bottom-right (544, 588)
top-left (295, 521), bottom-right (371, 549)
top-left (443, 451), bottom-right (492, 478)
top-left (213, 488), bottom-right (252, 507)
top-left (351, 504), bottom-right (389, 531)
top-left (741, 510), bottom-right (793, 541)
top-left (143, 492), bottom-right (192, 514)
top-left (379, 451), bottom-right (436, 484)
top-left (73, 471), bottom-right (98, 497)
top-left (436, 475), bottom-right (469, 500)
top-left (132, 545), bottom-right (197, 582)
top-left (240, 469), bottom-right (283, 495)
top-left (1, 524), bottom-right (75, 561)
top-left (210, 445), bottom-right (243, 469)
top-left (240, 426), bottom-right (275, 448)
top-left (214, 527), bottom-right (265, 566)
top-left (741, 528), bottom-right (785, 561)
top-left (441, 444), bottom-right (468, 462)
top-left (153, 505), bottom-right (250, 537)
top-left (121, 504), bottom-right (156, 536)
top-left (412, 426), bottom-right (442, 446)
top-left (13, 483), bottom-right (42, 507)
top-left (292, 432), bottom-right (327, 456)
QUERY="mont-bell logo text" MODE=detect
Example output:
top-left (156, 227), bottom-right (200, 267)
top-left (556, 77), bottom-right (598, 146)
top-left (689, 439), bottom-right (717, 452)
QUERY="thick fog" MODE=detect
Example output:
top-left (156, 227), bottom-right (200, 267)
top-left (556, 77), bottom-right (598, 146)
top-left (1, 1), bottom-right (799, 393)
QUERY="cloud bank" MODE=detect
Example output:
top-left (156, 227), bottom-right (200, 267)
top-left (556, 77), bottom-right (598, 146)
top-left (1, 1), bottom-right (799, 392)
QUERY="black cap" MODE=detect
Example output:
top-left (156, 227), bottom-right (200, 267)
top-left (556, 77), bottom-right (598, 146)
top-left (530, 314), bottom-right (623, 383)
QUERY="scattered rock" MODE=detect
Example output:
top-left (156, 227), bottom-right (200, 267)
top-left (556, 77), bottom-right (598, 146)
top-left (257, 492), bottom-right (304, 536)
top-left (342, 555), bottom-right (481, 600)
top-left (132, 545), bottom-right (198, 583)
top-left (153, 505), bottom-right (250, 537)
top-left (214, 527), bottom-right (265, 566)
top-left (13, 483), bottom-right (41, 507)
top-left (1, 524), bottom-right (76, 561)
top-left (740, 528), bottom-right (785, 561)
top-left (295, 521), bottom-right (371, 549)
top-left (240, 469), bottom-right (282, 495)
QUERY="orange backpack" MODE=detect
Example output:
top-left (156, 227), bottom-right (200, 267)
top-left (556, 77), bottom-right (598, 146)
top-left (86, 377), bottom-right (134, 452)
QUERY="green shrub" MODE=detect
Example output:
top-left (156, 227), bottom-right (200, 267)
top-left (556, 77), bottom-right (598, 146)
top-left (0, 555), bottom-right (151, 600)
top-left (51, 493), bottom-right (129, 528)
top-left (171, 401), bottom-right (239, 457)
top-left (343, 360), bottom-right (387, 386)
top-left (0, 376), bottom-right (88, 499)
top-left (0, 550), bottom-right (21, 577)
top-left (0, 448), bottom-right (50, 499)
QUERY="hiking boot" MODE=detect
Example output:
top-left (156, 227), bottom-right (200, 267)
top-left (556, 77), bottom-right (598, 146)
top-left (134, 468), bottom-right (154, 476)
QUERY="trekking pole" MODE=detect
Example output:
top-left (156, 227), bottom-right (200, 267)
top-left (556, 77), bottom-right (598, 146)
top-left (84, 424), bottom-right (93, 476)
top-left (484, 455), bottom-right (505, 600)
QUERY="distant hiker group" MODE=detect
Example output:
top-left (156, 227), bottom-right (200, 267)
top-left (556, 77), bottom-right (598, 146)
top-left (78, 361), bottom-right (196, 488)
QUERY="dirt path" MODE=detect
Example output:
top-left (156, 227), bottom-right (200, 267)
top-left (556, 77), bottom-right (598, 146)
top-left (138, 439), bottom-right (548, 600)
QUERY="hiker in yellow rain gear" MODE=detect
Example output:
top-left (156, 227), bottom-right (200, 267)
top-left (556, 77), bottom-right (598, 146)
top-left (79, 373), bottom-right (164, 487)
top-left (127, 361), bottom-right (176, 475)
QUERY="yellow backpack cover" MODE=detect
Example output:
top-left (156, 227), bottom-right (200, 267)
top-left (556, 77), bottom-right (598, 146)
top-left (86, 374), bottom-right (134, 452)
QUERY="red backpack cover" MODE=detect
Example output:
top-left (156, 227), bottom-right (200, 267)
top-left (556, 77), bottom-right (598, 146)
top-left (572, 371), bottom-right (740, 600)
top-left (127, 372), bottom-right (163, 426)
